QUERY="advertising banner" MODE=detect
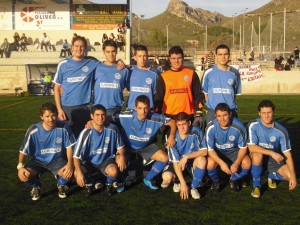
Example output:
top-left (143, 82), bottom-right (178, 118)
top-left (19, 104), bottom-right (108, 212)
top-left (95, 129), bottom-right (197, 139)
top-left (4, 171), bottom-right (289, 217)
top-left (15, 0), bottom-right (70, 30)
top-left (232, 64), bottom-right (263, 83)
top-left (72, 4), bottom-right (126, 30)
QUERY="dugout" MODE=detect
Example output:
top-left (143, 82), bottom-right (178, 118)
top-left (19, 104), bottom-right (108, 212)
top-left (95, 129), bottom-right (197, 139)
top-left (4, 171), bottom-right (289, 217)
top-left (26, 64), bottom-right (57, 96)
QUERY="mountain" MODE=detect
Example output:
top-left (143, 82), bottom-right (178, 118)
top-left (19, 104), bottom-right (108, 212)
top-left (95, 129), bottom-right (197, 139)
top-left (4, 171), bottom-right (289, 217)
top-left (166, 0), bottom-right (222, 27)
top-left (132, 0), bottom-right (300, 52)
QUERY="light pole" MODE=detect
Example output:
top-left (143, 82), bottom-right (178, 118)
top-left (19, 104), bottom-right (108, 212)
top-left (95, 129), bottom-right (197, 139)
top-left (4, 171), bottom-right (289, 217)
top-left (232, 13), bottom-right (237, 50)
top-left (166, 24), bottom-right (169, 52)
top-left (242, 8), bottom-right (248, 48)
top-left (137, 14), bottom-right (144, 43)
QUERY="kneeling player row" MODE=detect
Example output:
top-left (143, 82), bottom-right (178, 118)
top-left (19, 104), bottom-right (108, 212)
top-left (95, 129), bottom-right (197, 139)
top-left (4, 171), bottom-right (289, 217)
top-left (17, 97), bottom-right (296, 201)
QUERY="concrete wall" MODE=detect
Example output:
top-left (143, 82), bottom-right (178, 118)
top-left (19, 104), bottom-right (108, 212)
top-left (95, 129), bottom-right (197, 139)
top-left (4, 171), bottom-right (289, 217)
top-left (1, 66), bottom-right (299, 95)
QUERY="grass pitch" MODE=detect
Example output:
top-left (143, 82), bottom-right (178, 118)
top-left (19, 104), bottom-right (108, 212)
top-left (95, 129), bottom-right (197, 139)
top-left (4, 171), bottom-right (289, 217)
top-left (0, 95), bottom-right (300, 225)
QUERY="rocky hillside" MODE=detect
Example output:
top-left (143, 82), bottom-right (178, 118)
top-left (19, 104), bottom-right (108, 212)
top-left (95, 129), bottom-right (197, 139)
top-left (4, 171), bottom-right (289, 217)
top-left (166, 0), bottom-right (223, 27)
top-left (133, 0), bottom-right (300, 51)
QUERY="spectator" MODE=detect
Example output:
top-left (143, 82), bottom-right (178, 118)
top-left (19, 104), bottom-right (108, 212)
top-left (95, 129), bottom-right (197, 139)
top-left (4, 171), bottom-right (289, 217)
top-left (59, 39), bottom-right (71, 58)
top-left (285, 55), bottom-right (295, 71)
top-left (274, 54), bottom-right (284, 71)
top-left (162, 55), bottom-right (170, 71)
top-left (71, 33), bottom-right (78, 43)
top-left (200, 57), bottom-right (206, 71)
top-left (0, 38), bottom-right (11, 58)
top-left (123, 18), bottom-right (130, 29)
top-left (116, 34), bottom-right (124, 52)
top-left (13, 32), bottom-right (20, 51)
top-left (40, 32), bottom-right (51, 52)
top-left (117, 23), bottom-right (126, 35)
top-left (293, 46), bottom-right (299, 60)
top-left (250, 49), bottom-right (255, 62)
top-left (20, 33), bottom-right (28, 51)
top-left (102, 33), bottom-right (108, 44)
top-left (109, 33), bottom-right (116, 43)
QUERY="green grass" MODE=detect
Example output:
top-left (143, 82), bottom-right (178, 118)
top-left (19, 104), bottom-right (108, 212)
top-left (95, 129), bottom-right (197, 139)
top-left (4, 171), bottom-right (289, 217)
top-left (1, 95), bottom-right (300, 225)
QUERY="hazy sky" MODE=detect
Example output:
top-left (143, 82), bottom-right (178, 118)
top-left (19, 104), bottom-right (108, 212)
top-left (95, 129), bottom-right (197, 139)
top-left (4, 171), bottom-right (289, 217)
top-left (132, 0), bottom-right (272, 18)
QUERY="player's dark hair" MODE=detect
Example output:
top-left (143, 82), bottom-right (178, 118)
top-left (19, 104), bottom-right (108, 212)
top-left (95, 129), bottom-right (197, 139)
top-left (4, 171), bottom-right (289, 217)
top-left (168, 46), bottom-right (184, 56)
top-left (102, 39), bottom-right (117, 51)
top-left (40, 102), bottom-right (58, 116)
top-left (175, 112), bottom-right (190, 122)
top-left (215, 103), bottom-right (231, 114)
top-left (215, 44), bottom-right (230, 55)
top-left (257, 100), bottom-right (275, 112)
top-left (134, 45), bottom-right (148, 55)
top-left (72, 35), bottom-right (87, 48)
top-left (135, 95), bottom-right (150, 107)
top-left (91, 104), bottom-right (106, 115)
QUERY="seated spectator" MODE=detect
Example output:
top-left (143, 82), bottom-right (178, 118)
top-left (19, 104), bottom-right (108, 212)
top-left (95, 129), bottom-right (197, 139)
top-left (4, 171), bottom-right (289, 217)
top-left (102, 33), bottom-right (108, 44)
top-left (286, 55), bottom-right (295, 70)
top-left (109, 33), bottom-right (116, 43)
top-left (293, 46), bottom-right (299, 60)
top-left (72, 33), bottom-right (78, 43)
top-left (40, 32), bottom-right (51, 52)
top-left (59, 39), bottom-right (71, 58)
top-left (117, 23), bottom-right (126, 35)
top-left (20, 33), bottom-right (28, 51)
top-left (274, 54), bottom-right (284, 71)
top-left (13, 32), bottom-right (20, 51)
top-left (0, 38), bottom-right (11, 58)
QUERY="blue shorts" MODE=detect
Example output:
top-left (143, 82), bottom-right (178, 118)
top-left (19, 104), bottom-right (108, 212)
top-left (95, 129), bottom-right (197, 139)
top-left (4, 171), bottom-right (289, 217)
top-left (263, 155), bottom-right (285, 173)
top-left (82, 158), bottom-right (116, 176)
top-left (62, 104), bottom-right (90, 137)
top-left (163, 160), bottom-right (194, 176)
top-left (215, 149), bottom-right (238, 166)
top-left (25, 158), bottom-right (67, 176)
top-left (127, 143), bottom-right (161, 166)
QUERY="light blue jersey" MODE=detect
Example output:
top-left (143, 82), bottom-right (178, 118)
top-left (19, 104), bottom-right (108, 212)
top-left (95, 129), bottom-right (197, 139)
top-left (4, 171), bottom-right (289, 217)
top-left (19, 121), bottom-right (76, 164)
top-left (169, 126), bottom-right (207, 162)
top-left (93, 64), bottom-right (130, 109)
top-left (202, 65), bottom-right (241, 110)
top-left (73, 123), bottom-right (124, 166)
top-left (206, 117), bottom-right (247, 153)
top-left (127, 66), bottom-right (158, 110)
top-left (53, 57), bottom-right (99, 106)
top-left (248, 118), bottom-right (291, 153)
top-left (118, 111), bottom-right (169, 150)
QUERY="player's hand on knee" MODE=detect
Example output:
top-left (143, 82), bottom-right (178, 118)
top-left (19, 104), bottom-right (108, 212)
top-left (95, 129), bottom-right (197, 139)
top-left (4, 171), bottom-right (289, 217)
top-left (18, 168), bottom-right (30, 182)
top-left (271, 152), bottom-right (284, 164)
top-left (220, 162), bottom-right (231, 175)
top-left (116, 155), bottom-right (126, 172)
top-left (230, 162), bottom-right (239, 174)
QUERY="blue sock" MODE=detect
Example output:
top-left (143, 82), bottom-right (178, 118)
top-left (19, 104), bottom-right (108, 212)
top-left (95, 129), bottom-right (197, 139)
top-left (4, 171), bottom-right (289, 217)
top-left (106, 176), bottom-right (116, 185)
top-left (268, 172), bottom-right (286, 181)
top-left (251, 165), bottom-right (262, 188)
top-left (26, 176), bottom-right (41, 188)
top-left (208, 168), bottom-right (219, 182)
top-left (57, 176), bottom-right (69, 186)
top-left (145, 161), bottom-right (167, 181)
top-left (191, 167), bottom-right (205, 189)
top-left (231, 168), bottom-right (249, 181)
